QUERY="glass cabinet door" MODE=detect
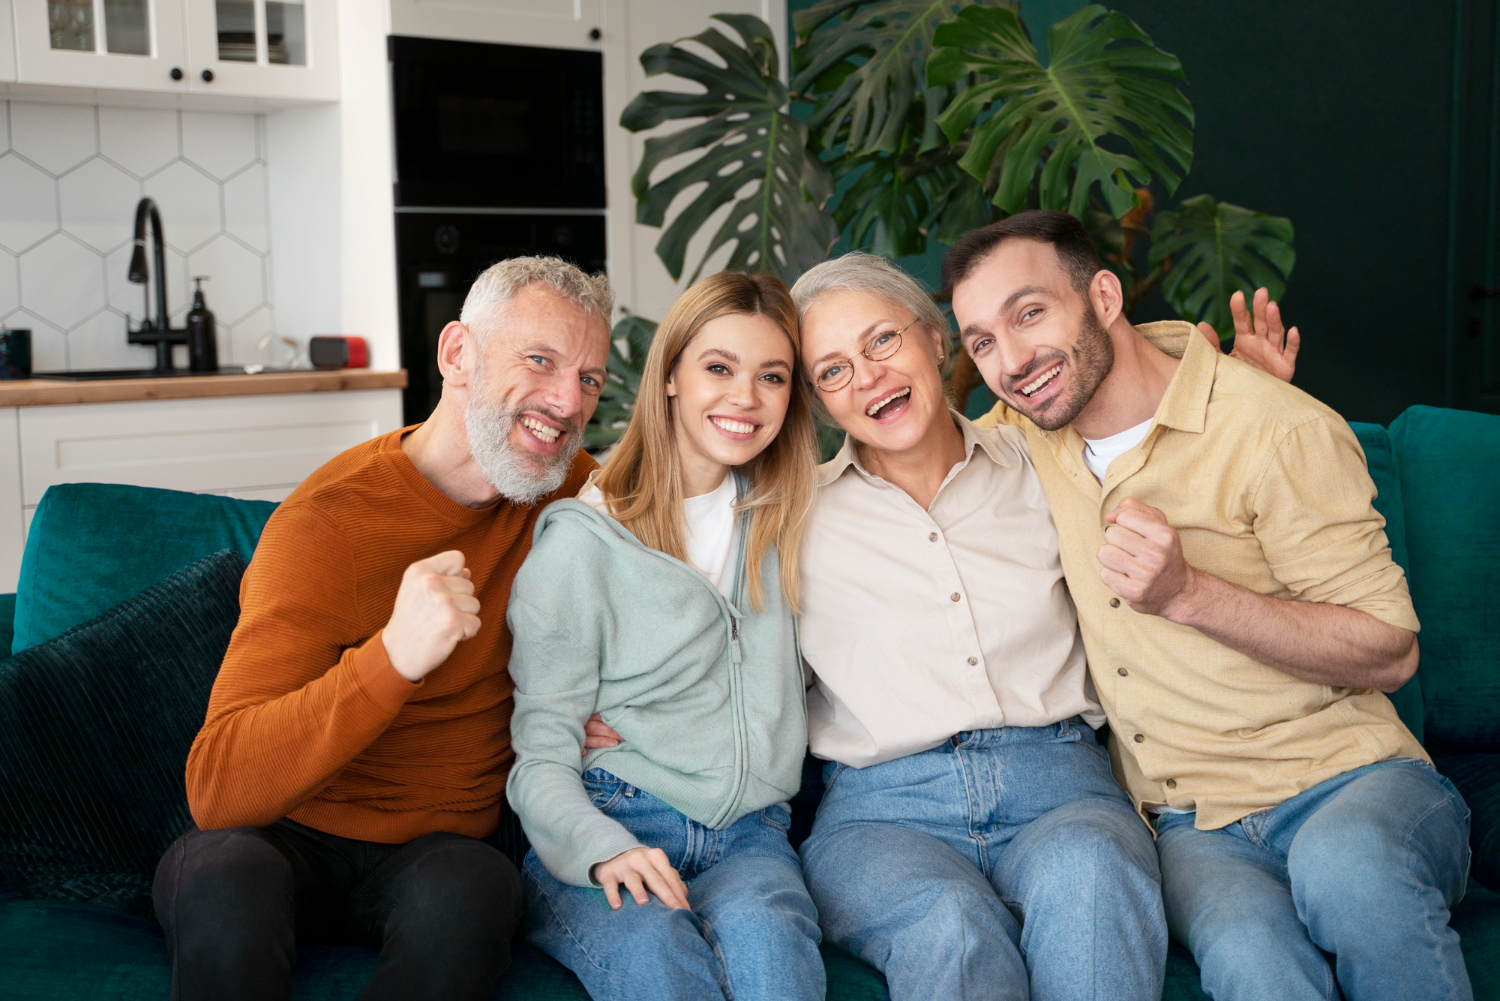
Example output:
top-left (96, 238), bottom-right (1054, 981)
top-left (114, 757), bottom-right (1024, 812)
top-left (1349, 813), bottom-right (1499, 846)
top-left (17, 0), bottom-right (188, 90)
top-left (46, 0), bottom-right (150, 55)
top-left (188, 0), bottom-right (334, 100)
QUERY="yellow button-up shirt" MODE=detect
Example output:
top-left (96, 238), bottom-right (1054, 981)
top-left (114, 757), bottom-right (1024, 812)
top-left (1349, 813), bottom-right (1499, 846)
top-left (977, 321), bottom-right (1426, 829)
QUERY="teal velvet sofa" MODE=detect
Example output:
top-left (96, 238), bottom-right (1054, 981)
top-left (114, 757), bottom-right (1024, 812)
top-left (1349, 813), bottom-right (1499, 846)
top-left (1, 404), bottom-right (1498, 1000)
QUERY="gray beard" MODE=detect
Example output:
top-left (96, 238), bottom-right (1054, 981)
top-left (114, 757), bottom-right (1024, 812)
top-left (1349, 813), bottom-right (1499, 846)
top-left (463, 399), bottom-right (580, 506)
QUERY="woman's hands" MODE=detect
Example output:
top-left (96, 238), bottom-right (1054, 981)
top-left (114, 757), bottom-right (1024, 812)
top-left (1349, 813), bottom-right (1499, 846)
top-left (591, 847), bottom-right (690, 911)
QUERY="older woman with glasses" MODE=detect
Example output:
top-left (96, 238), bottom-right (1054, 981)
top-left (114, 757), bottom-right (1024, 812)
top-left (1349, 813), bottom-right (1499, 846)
top-left (787, 252), bottom-right (1166, 1001)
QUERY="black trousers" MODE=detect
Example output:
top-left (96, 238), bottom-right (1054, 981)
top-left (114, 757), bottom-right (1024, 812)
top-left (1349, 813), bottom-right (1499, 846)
top-left (152, 819), bottom-right (525, 1001)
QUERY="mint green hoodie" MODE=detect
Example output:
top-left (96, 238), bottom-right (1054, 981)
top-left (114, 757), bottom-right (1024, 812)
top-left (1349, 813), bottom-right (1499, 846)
top-left (504, 490), bottom-right (808, 888)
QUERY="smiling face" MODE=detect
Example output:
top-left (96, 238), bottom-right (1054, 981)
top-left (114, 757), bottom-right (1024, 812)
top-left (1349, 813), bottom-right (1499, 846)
top-left (666, 311), bottom-right (796, 494)
top-left (951, 238), bottom-right (1114, 431)
top-left (463, 284), bottom-right (610, 502)
top-left (800, 288), bottom-right (949, 458)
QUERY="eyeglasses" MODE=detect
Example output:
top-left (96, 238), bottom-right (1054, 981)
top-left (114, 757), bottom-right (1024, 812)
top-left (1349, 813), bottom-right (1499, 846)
top-left (811, 320), bottom-right (917, 393)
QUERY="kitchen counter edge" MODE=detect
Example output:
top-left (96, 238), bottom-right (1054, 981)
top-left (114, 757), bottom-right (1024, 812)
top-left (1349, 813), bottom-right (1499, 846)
top-left (0, 369), bottom-right (409, 407)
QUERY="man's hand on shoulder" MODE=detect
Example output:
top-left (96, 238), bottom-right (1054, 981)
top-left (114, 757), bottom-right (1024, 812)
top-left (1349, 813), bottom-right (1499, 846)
top-left (382, 550), bottom-right (481, 682)
top-left (1196, 287), bottom-right (1301, 384)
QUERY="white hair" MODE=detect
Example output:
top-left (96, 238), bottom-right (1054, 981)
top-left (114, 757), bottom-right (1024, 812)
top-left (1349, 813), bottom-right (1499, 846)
top-left (789, 252), bottom-right (951, 366)
top-left (460, 255), bottom-right (615, 335)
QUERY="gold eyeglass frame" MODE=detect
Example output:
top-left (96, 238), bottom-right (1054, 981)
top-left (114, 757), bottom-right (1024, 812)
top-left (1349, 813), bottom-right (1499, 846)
top-left (812, 319), bottom-right (919, 393)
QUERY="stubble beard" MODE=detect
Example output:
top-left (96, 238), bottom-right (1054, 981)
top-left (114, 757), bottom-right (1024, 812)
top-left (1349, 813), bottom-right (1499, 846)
top-left (463, 377), bottom-right (581, 506)
top-left (1016, 308), bottom-right (1115, 432)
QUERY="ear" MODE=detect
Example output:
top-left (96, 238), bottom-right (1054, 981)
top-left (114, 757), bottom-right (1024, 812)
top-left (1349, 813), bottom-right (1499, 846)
top-left (1088, 269), bottom-right (1126, 328)
top-left (665, 368), bottom-right (678, 398)
top-left (436, 321), bottom-right (477, 388)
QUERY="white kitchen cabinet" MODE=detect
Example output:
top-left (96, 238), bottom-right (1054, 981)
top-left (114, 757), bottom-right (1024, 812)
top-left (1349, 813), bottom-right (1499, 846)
top-left (13, 0), bottom-right (190, 92)
top-left (0, 0), bottom-right (18, 81)
top-left (0, 387), bottom-right (402, 590)
top-left (8, 0), bottom-right (337, 102)
top-left (389, 0), bottom-right (604, 52)
top-left (183, 0), bottom-right (338, 101)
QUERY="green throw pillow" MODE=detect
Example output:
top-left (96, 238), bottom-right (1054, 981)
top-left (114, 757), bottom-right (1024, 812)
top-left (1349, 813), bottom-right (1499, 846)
top-left (12, 483), bottom-right (273, 654)
top-left (0, 550), bottom-right (244, 916)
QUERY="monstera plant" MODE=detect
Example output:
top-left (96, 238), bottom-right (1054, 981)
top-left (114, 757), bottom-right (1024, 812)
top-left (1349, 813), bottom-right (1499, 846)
top-left (589, 2), bottom-right (1296, 449)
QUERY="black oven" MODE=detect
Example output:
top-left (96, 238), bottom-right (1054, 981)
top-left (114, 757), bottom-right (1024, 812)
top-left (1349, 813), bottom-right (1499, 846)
top-left (390, 35), bottom-right (609, 424)
top-left (389, 35), bottom-right (605, 210)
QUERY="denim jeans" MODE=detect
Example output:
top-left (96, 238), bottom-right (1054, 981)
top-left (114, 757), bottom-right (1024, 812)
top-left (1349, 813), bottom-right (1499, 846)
top-left (1155, 757), bottom-right (1472, 1001)
top-left (523, 768), bottom-right (824, 1001)
top-left (800, 719), bottom-right (1165, 1001)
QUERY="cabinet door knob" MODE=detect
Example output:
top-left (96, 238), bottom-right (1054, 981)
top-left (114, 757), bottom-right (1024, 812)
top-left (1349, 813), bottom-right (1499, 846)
top-left (589, 27), bottom-right (602, 41)
top-left (170, 67), bottom-right (183, 81)
top-left (201, 69), bottom-right (215, 83)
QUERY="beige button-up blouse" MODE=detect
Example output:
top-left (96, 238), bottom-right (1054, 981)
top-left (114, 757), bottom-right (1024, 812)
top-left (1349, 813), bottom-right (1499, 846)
top-left (798, 413), bottom-right (1101, 769)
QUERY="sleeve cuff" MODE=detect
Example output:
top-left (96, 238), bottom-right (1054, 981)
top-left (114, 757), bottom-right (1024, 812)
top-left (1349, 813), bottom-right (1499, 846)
top-left (351, 628), bottom-right (423, 709)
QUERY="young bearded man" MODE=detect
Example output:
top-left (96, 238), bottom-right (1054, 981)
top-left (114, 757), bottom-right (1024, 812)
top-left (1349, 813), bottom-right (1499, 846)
top-left (949, 211), bottom-right (1471, 1001)
top-left (152, 257), bottom-right (613, 1001)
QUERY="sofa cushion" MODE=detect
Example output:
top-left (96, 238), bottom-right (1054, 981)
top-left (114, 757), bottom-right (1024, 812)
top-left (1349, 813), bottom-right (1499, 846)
top-left (0, 551), bottom-right (244, 916)
top-left (1433, 751), bottom-right (1500, 894)
top-left (1348, 420), bottom-right (1422, 742)
top-left (0, 884), bottom-right (893, 1000)
top-left (1388, 407), bottom-right (1500, 750)
top-left (12, 484), bottom-right (273, 654)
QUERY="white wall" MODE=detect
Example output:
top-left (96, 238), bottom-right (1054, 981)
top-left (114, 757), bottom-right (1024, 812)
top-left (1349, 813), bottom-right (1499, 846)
top-left (0, 99), bottom-right (274, 370)
top-left (266, 0), bottom-right (399, 371)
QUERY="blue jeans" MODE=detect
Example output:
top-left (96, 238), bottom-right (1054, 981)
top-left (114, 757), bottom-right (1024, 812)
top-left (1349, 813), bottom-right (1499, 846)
top-left (523, 768), bottom-right (823, 1001)
top-left (1155, 757), bottom-right (1472, 1001)
top-left (800, 719), bottom-right (1165, 1001)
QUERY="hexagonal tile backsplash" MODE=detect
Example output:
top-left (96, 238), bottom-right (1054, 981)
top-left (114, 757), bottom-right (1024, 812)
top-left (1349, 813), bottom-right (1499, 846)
top-left (0, 100), bottom-right (273, 371)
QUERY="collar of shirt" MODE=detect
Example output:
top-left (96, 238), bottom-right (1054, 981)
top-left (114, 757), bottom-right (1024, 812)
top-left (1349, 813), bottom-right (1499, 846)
top-left (816, 409), bottom-right (1017, 491)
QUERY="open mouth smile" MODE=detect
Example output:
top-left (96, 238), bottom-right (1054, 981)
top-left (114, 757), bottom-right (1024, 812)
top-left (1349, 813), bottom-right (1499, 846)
top-left (520, 415), bottom-right (562, 444)
top-left (1019, 364), bottom-right (1063, 398)
top-left (865, 387), bottom-right (911, 418)
top-left (710, 415), bottom-right (760, 439)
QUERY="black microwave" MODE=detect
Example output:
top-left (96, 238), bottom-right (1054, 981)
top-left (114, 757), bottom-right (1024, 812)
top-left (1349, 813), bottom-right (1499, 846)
top-left (388, 35), bottom-right (605, 209)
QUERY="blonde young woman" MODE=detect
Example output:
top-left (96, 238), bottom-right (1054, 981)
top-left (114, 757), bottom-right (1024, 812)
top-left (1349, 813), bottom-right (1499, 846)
top-left (505, 271), bottom-right (823, 1001)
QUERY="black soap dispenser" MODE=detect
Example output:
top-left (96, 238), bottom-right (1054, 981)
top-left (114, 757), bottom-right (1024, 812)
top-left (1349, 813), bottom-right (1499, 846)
top-left (186, 276), bottom-right (218, 373)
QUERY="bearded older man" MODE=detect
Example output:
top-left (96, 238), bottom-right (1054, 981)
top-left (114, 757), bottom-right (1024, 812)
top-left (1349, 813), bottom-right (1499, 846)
top-left (152, 256), bottom-right (612, 1001)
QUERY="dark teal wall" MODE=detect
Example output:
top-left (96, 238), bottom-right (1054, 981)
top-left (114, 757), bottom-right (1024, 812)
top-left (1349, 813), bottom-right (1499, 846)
top-left (787, 1), bottom-right (1498, 424)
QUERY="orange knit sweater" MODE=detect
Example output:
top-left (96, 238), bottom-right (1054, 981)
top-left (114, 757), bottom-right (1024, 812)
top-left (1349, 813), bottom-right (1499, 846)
top-left (185, 427), bottom-right (595, 843)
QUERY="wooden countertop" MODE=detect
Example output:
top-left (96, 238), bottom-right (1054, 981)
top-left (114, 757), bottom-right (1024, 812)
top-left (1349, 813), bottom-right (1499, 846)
top-left (0, 368), bottom-right (407, 407)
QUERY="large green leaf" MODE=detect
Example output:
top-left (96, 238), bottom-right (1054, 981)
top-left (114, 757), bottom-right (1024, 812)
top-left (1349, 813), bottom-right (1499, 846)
top-left (792, 0), bottom-right (1013, 156)
top-left (1149, 194), bottom-right (1295, 338)
top-left (620, 14), bottom-right (837, 284)
top-left (834, 149), bottom-right (991, 257)
top-left (929, 4), bottom-right (1193, 218)
top-left (584, 314), bottom-right (658, 453)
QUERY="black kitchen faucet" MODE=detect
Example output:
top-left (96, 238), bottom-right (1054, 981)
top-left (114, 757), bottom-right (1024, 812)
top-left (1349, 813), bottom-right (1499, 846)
top-left (126, 197), bottom-right (186, 372)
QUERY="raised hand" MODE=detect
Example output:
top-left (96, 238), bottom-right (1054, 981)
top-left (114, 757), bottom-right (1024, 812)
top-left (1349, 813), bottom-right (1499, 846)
top-left (592, 847), bottom-right (691, 911)
top-left (1196, 288), bottom-right (1301, 383)
top-left (381, 550), bottom-right (481, 682)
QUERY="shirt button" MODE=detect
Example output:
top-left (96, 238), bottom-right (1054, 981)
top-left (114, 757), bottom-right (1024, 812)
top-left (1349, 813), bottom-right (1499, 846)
top-left (950, 592), bottom-right (961, 602)
top-left (967, 656), bottom-right (978, 666)
top-left (1166, 779), bottom-right (1178, 789)
top-left (1117, 667), bottom-right (1128, 677)
top-left (1109, 597), bottom-right (1121, 608)
top-left (929, 532), bottom-right (938, 542)
top-left (1133, 733), bottom-right (1145, 743)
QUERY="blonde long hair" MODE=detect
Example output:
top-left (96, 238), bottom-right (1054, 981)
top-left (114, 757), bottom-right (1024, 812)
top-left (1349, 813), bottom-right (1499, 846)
top-left (593, 272), bottom-right (817, 613)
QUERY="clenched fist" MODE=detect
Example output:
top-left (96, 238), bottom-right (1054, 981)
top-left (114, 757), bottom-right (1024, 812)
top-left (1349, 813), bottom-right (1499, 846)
top-left (381, 550), bottom-right (481, 682)
top-left (1098, 499), bottom-right (1200, 620)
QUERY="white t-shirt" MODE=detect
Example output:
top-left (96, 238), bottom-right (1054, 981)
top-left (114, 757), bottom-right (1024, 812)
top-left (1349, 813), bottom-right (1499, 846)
top-left (578, 472), bottom-right (740, 600)
top-left (1081, 417), bottom-right (1154, 483)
